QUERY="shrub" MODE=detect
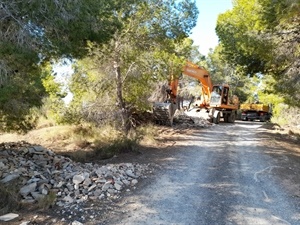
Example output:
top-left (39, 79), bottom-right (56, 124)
top-left (0, 182), bottom-right (21, 214)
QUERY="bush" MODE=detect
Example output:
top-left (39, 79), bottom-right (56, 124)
top-left (272, 105), bottom-right (300, 127)
top-left (93, 135), bottom-right (140, 159)
top-left (0, 182), bottom-right (21, 215)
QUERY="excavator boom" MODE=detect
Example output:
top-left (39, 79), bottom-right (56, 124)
top-left (182, 61), bottom-right (213, 107)
top-left (182, 62), bottom-right (213, 92)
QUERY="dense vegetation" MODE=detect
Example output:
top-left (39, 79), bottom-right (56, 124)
top-left (0, 0), bottom-right (198, 132)
top-left (216, 0), bottom-right (300, 109)
top-left (0, 0), bottom-right (299, 133)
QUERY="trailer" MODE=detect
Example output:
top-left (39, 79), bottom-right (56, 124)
top-left (240, 103), bottom-right (272, 122)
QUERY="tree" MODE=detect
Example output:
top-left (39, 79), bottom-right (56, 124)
top-left (259, 0), bottom-right (300, 107)
top-left (70, 0), bottom-right (199, 135)
top-left (216, 0), bottom-right (300, 107)
top-left (0, 0), bottom-right (121, 131)
top-left (216, 0), bottom-right (273, 75)
top-left (204, 45), bottom-right (249, 103)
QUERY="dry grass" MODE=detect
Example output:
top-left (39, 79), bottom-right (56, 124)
top-left (136, 123), bottom-right (159, 146)
top-left (37, 191), bottom-right (57, 210)
top-left (0, 182), bottom-right (21, 215)
top-left (0, 122), bottom-right (161, 162)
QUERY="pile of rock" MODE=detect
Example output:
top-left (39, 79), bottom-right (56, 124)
top-left (0, 142), bottom-right (150, 208)
top-left (173, 110), bottom-right (212, 128)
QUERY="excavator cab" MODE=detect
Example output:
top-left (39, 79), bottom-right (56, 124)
top-left (210, 85), bottom-right (230, 107)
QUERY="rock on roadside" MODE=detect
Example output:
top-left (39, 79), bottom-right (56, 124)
top-left (0, 142), bottom-right (151, 210)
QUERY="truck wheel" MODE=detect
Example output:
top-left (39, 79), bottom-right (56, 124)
top-left (228, 111), bottom-right (236, 123)
top-left (259, 116), bottom-right (266, 122)
top-left (224, 114), bottom-right (229, 123)
top-left (213, 111), bottom-right (220, 124)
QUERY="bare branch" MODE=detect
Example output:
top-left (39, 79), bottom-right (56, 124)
top-left (122, 62), bottom-right (136, 83)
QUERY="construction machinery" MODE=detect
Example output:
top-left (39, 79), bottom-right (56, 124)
top-left (240, 103), bottom-right (272, 122)
top-left (151, 78), bottom-right (179, 126)
top-left (153, 61), bottom-right (239, 125)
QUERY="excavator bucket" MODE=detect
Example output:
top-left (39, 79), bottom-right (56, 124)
top-left (153, 102), bottom-right (177, 126)
top-left (149, 80), bottom-right (178, 126)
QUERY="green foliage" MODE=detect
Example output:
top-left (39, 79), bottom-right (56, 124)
top-left (0, 0), bottom-right (123, 131)
top-left (0, 42), bottom-right (39, 71)
top-left (253, 75), bottom-right (287, 123)
top-left (216, 0), bottom-right (300, 108)
top-left (67, 0), bottom-right (199, 133)
top-left (0, 0), bottom-right (199, 132)
top-left (146, 0), bottom-right (199, 40)
top-left (37, 191), bottom-right (56, 210)
top-left (40, 62), bottom-right (67, 124)
top-left (205, 45), bottom-right (249, 103)
top-left (0, 68), bottom-right (46, 132)
top-left (1, 0), bottom-right (120, 57)
top-left (274, 106), bottom-right (300, 127)
top-left (0, 9), bottom-right (44, 131)
top-left (216, 0), bottom-right (272, 75)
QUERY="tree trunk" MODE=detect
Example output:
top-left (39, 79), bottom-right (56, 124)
top-left (114, 47), bottom-right (130, 135)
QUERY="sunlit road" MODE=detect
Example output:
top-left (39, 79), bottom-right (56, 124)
top-left (105, 121), bottom-right (300, 225)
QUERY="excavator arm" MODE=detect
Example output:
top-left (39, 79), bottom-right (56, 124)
top-left (166, 74), bottom-right (179, 104)
top-left (182, 61), bottom-right (213, 107)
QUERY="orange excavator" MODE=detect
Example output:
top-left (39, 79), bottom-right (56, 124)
top-left (153, 61), bottom-right (239, 125)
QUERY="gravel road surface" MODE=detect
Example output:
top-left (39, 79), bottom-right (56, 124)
top-left (106, 121), bottom-right (300, 225)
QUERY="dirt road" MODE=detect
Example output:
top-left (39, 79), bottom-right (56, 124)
top-left (103, 121), bottom-right (300, 225)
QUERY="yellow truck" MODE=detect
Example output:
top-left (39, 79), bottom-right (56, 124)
top-left (240, 103), bottom-right (272, 122)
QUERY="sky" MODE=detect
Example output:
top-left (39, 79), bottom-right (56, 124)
top-left (189, 0), bottom-right (233, 56)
